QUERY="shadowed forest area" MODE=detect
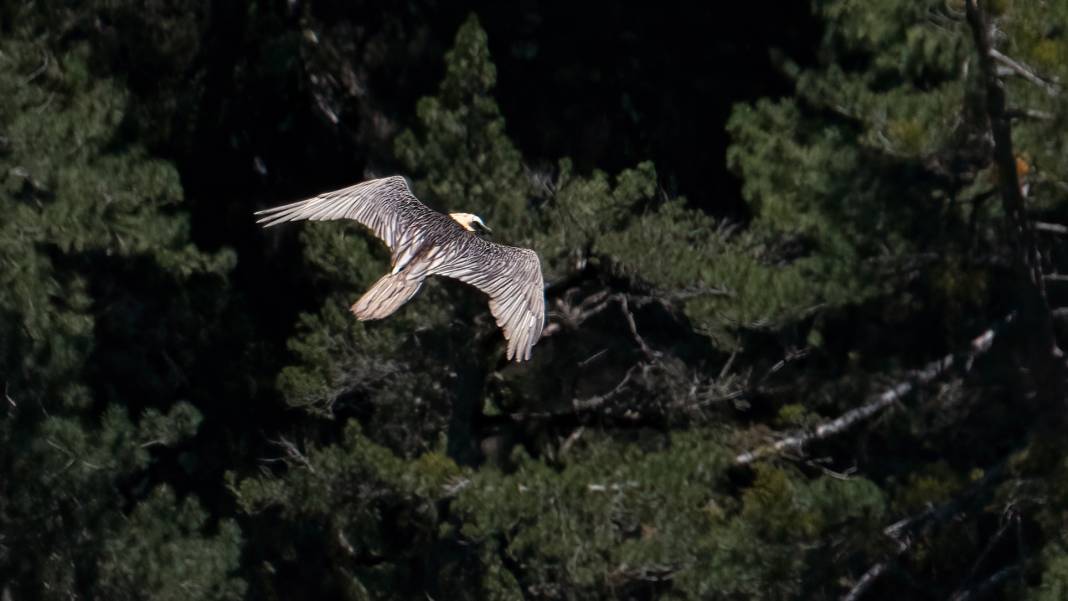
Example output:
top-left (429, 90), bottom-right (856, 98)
top-left (4, 1), bottom-right (1068, 599)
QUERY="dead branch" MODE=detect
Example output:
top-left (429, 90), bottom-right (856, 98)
top-left (1033, 221), bottom-right (1068, 235)
top-left (586, 480), bottom-right (638, 493)
top-left (1005, 107), bottom-right (1054, 121)
top-left (949, 564), bottom-right (1021, 601)
top-left (948, 508), bottom-right (1018, 601)
top-left (559, 426), bottom-right (585, 455)
top-left (989, 48), bottom-right (1061, 96)
top-left (571, 362), bottom-right (643, 411)
top-left (841, 462), bottom-right (1007, 600)
top-left (617, 294), bottom-right (658, 359)
top-left (541, 289), bottom-right (612, 339)
top-left (442, 477), bottom-right (472, 497)
top-left (543, 289), bottom-right (660, 360)
top-left (758, 347), bottom-right (812, 386)
top-left (966, 0), bottom-right (1062, 360)
top-left (734, 314), bottom-right (1014, 465)
top-left (270, 436), bottom-right (316, 474)
top-left (650, 286), bottom-right (733, 301)
top-left (841, 561), bottom-right (891, 601)
top-left (24, 48), bottom-right (49, 85)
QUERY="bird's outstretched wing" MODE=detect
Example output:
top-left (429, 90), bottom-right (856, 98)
top-left (256, 176), bottom-right (546, 361)
top-left (432, 239), bottom-right (546, 362)
top-left (254, 176), bottom-right (440, 251)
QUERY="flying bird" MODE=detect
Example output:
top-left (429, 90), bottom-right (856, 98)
top-left (255, 176), bottom-right (546, 361)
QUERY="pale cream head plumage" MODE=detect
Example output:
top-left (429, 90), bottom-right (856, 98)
top-left (448, 212), bottom-right (491, 232)
top-left (254, 176), bottom-right (545, 362)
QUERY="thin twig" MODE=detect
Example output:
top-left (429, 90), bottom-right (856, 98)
top-left (559, 426), bottom-right (585, 455)
top-left (571, 362), bottom-right (643, 411)
top-left (271, 436), bottom-right (316, 473)
top-left (947, 509), bottom-right (1017, 601)
top-left (617, 294), bottom-right (657, 359)
top-left (758, 347), bottom-right (812, 386)
top-left (24, 49), bottom-right (49, 84)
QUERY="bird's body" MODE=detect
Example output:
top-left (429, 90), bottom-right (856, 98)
top-left (255, 176), bottom-right (545, 361)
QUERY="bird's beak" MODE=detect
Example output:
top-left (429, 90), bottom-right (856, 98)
top-left (480, 223), bottom-right (493, 233)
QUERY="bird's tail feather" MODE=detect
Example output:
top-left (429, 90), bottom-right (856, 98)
top-left (351, 273), bottom-right (424, 320)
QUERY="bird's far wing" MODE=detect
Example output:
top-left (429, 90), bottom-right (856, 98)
top-left (432, 240), bottom-right (546, 362)
top-left (254, 176), bottom-right (437, 252)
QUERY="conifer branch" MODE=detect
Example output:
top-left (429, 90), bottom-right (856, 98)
top-left (734, 314), bottom-right (1014, 466)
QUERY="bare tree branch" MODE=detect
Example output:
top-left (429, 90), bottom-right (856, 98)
top-left (965, 0), bottom-right (1062, 361)
top-left (948, 509), bottom-right (1018, 601)
top-left (270, 436), bottom-right (316, 473)
top-left (841, 561), bottom-right (891, 601)
top-left (949, 564), bottom-right (1021, 601)
top-left (841, 462), bottom-right (1007, 600)
top-left (1005, 107), bottom-right (1055, 121)
top-left (571, 362), bottom-right (644, 411)
top-left (989, 48), bottom-right (1061, 96)
top-left (543, 288), bottom-right (660, 361)
top-left (442, 477), bottom-right (472, 497)
top-left (1033, 221), bottom-right (1068, 235)
top-left (735, 314), bottom-right (1014, 465)
top-left (645, 286), bottom-right (733, 302)
top-left (616, 294), bottom-right (658, 359)
top-left (541, 289), bottom-right (613, 339)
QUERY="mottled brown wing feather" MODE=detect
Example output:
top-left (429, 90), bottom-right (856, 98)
top-left (431, 239), bottom-right (546, 361)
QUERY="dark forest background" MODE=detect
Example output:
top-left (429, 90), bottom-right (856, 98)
top-left (3, 1), bottom-right (1068, 599)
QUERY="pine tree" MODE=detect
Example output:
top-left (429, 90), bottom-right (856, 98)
top-left (242, 14), bottom-right (901, 600)
top-left (99, 1), bottom-right (1068, 598)
top-left (20, 2), bottom-right (1059, 599)
top-left (725, 1), bottom-right (1068, 597)
top-left (0, 10), bottom-right (244, 598)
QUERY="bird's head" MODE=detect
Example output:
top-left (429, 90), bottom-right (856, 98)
top-left (449, 212), bottom-right (492, 233)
